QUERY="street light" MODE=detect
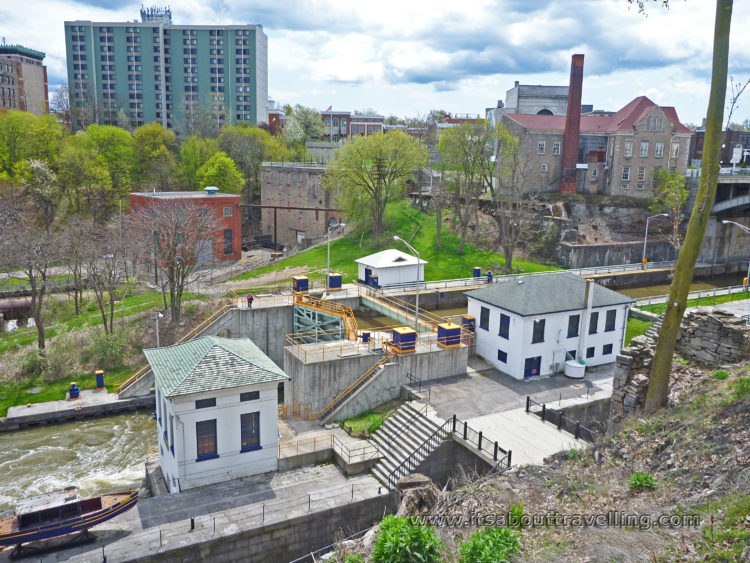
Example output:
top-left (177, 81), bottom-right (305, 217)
top-left (641, 214), bottom-right (669, 270)
top-left (393, 235), bottom-right (421, 332)
top-left (722, 220), bottom-right (750, 285)
top-left (155, 312), bottom-right (164, 348)
top-left (327, 222), bottom-right (347, 283)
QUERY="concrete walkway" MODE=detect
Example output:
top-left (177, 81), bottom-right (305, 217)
top-left (0, 464), bottom-right (383, 563)
top-left (466, 408), bottom-right (590, 466)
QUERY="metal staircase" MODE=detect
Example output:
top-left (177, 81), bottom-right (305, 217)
top-left (294, 293), bottom-right (358, 340)
top-left (360, 287), bottom-right (447, 332)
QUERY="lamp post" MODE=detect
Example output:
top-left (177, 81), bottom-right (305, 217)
top-left (327, 222), bottom-right (346, 284)
top-left (641, 214), bottom-right (669, 270)
top-left (722, 220), bottom-right (750, 285)
top-left (155, 312), bottom-right (164, 348)
top-left (393, 235), bottom-right (421, 332)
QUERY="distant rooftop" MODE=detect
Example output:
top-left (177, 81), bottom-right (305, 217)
top-left (0, 44), bottom-right (45, 61)
top-left (130, 191), bottom-right (238, 199)
top-left (140, 6), bottom-right (172, 24)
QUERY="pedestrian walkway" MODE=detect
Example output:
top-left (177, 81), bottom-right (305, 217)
top-left (466, 408), bottom-right (589, 466)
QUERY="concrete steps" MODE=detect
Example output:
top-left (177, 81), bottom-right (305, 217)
top-left (644, 314), bottom-right (664, 343)
top-left (370, 402), bottom-right (447, 488)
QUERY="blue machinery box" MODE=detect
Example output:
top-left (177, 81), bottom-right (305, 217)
top-left (292, 276), bottom-right (309, 293)
top-left (392, 326), bottom-right (417, 353)
top-left (437, 322), bottom-right (461, 348)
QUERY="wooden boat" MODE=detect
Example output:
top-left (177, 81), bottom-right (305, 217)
top-left (0, 486), bottom-right (137, 549)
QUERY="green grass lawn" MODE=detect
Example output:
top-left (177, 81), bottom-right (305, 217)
top-left (0, 290), bottom-right (207, 356)
top-left (636, 290), bottom-right (750, 315)
top-left (232, 200), bottom-right (559, 286)
top-left (0, 367), bottom-right (131, 417)
top-left (338, 398), bottom-right (402, 435)
top-left (626, 317), bottom-right (653, 345)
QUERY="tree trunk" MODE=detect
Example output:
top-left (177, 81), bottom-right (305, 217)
top-left (436, 206), bottom-right (442, 249)
top-left (645, 0), bottom-right (732, 413)
top-left (503, 243), bottom-right (514, 272)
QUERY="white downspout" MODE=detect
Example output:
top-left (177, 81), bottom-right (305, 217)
top-left (578, 279), bottom-right (594, 360)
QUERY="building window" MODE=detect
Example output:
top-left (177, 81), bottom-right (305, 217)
top-left (333, 118), bottom-right (339, 127)
top-left (223, 206), bottom-right (232, 217)
top-left (622, 166), bottom-right (630, 181)
top-left (586, 347), bottom-right (595, 358)
top-left (196, 419), bottom-right (218, 460)
top-left (531, 319), bottom-right (545, 344)
top-left (603, 343), bottom-right (613, 355)
top-left (241, 391), bottom-right (260, 402)
top-left (567, 314), bottom-right (580, 338)
top-left (640, 141), bottom-right (649, 158)
top-left (589, 311), bottom-right (599, 334)
top-left (636, 184), bottom-right (645, 190)
top-left (537, 140), bottom-right (545, 155)
top-left (479, 307), bottom-right (490, 331)
top-left (224, 229), bottom-right (233, 255)
top-left (592, 168), bottom-right (597, 177)
top-left (195, 398), bottom-right (216, 409)
top-left (671, 143), bottom-right (680, 158)
top-left (637, 167), bottom-right (646, 181)
top-left (624, 141), bottom-right (633, 158)
top-left (241, 412), bottom-right (261, 451)
top-left (605, 309), bottom-right (616, 332)
top-left (552, 141), bottom-right (561, 155)
top-left (498, 313), bottom-right (510, 339)
top-left (497, 349), bottom-right (507, 363)
top-left (655, 142), bottom-right (664, 158)
top-left (541, 163), bottom-right (548, 172)
top-left (620, 183), bottom-right (629, 190)
top-left (567, 350), bottom-right (576, 360)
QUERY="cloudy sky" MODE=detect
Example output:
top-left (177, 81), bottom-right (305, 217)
top-left (2, 0), bottom-right (749, 124)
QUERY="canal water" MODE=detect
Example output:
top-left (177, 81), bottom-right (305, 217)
top-left (0, 413), bottom-right (155, 513)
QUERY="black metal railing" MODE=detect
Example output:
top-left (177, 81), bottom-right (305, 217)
top-left (383, 402), bottom-right (428, 455)
top-left (388, 420), bottom-right (451, 489)
top-left (526, 396), bottom-right (597, 443)
top-left (386, 414), bottom-right (513, 490)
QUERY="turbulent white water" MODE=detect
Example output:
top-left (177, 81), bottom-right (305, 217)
top-left (0, 413), bottom-right (156, 513)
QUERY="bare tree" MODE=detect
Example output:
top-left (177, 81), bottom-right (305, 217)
top-left (483, 124), bottom-right (536, 272)
top-left (84, 221), bottom-right (128, 335)
top-left (131, 200), bottom-right (219, 320)
top-left (50, 83), bottom-right (71, 125)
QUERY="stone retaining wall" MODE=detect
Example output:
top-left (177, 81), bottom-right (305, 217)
top-left (675, 309), bottom-right (750, 365)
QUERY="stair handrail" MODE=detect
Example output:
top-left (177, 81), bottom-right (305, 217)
top-left (117, 300), bottom-right (235, 395)
top-left (361, 287), bottom-right (447, 331)
top-left (295, 293), bottom-right (359, 340)
top-left (387, 419), bottom-right (451, 489)
top-left (308, 354), bottom-right (390, 421)
top-left (332, 435), bottom-right (381, 464)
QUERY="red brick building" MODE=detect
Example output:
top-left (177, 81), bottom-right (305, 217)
top-left (129, 190), bottom-right (242, 262)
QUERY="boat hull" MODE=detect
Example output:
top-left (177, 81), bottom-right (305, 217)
top-left (0, 491), bottom-right (137, 547)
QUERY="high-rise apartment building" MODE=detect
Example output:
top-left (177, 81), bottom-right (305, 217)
top-left (0, 44), bottom-right (49, 115)
top-left (64, 7), bottom-right (268, 133)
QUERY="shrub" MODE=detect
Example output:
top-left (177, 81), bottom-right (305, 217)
top-left (730, 377), bottom-right (750, 401)
top-left (371, 515), bottom-right (443, 563)
top-left (629, 472), bottom-right (657, 492)
top-left (88, 331), bottom-right (126, 370)
top-left (713, 370), bottom-right (729, 380)
top-left (459, 526), bottom-right (521, 563)
top-left (342, 556), bottom-right (364, 563)
top-left (15, 348), bottom-right (50, 378)
top-left (507, 502), bottom-right (525, 529)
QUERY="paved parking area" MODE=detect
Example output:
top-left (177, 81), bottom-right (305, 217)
top-left (422, 357), bottom-right (613, 421)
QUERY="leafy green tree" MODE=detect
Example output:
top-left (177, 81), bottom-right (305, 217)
top-left (218, 125), bottom-right (291, 200)
top-left (0, 111), bottom-right (38, 177)
top-left (179, 134), bottom-right (218, 190)
top-left (14, 160), bottom-right (62, 232)
top-left (81, 124), bottom-right (135, 203)
top-left (645, 0), bottom-right (733, 413)
top-left (325, 130), bottom-right (428, 241)
top-left (57, 134), bottom-right (116, 219)
top-left (133, 122), bottom-right (178, 191)
top-left (651, 168), bottom-right (688, 249)
top-left (282, 104), bottom-right (324, 146)
top-left (196, 151), bottom-right (245, 193)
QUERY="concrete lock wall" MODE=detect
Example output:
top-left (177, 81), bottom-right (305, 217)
top-left (330, 347), bottom-right (469, 420)
top-left (556, 240), bottom-right (678, 269)
top-left (414, 439), bottom-right (493, 487)
top-left (132, 493), bottom-right (397, 563)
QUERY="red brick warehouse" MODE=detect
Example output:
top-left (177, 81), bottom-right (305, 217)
top-left (129, 188), bottom-right (242, 263)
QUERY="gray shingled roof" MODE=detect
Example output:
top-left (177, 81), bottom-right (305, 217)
top-left (144, 336), bottom-right (288, 398)
top-left (464, 272), bottom-right (634, 317)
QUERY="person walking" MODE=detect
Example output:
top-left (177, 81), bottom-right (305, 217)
top-left (246, 293), bottom-right (254, 309)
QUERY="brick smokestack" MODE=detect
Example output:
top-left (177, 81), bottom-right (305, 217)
top-left (560, 54), bottom-right (584, 193)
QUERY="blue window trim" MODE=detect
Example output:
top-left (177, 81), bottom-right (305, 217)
top-left (163, 430), bottom-right (168, 443)
top-left (240, 445), bottom-right (262, 453)
top-left (170, 445), bottom-right (174, 455)
top-left (196, 453), bottom-right (219, 462)
top-left (158, 417), bottom-right (162, 427)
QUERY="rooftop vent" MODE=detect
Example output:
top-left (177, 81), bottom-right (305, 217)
top-left (204, 186), bottom-right (219, 196)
